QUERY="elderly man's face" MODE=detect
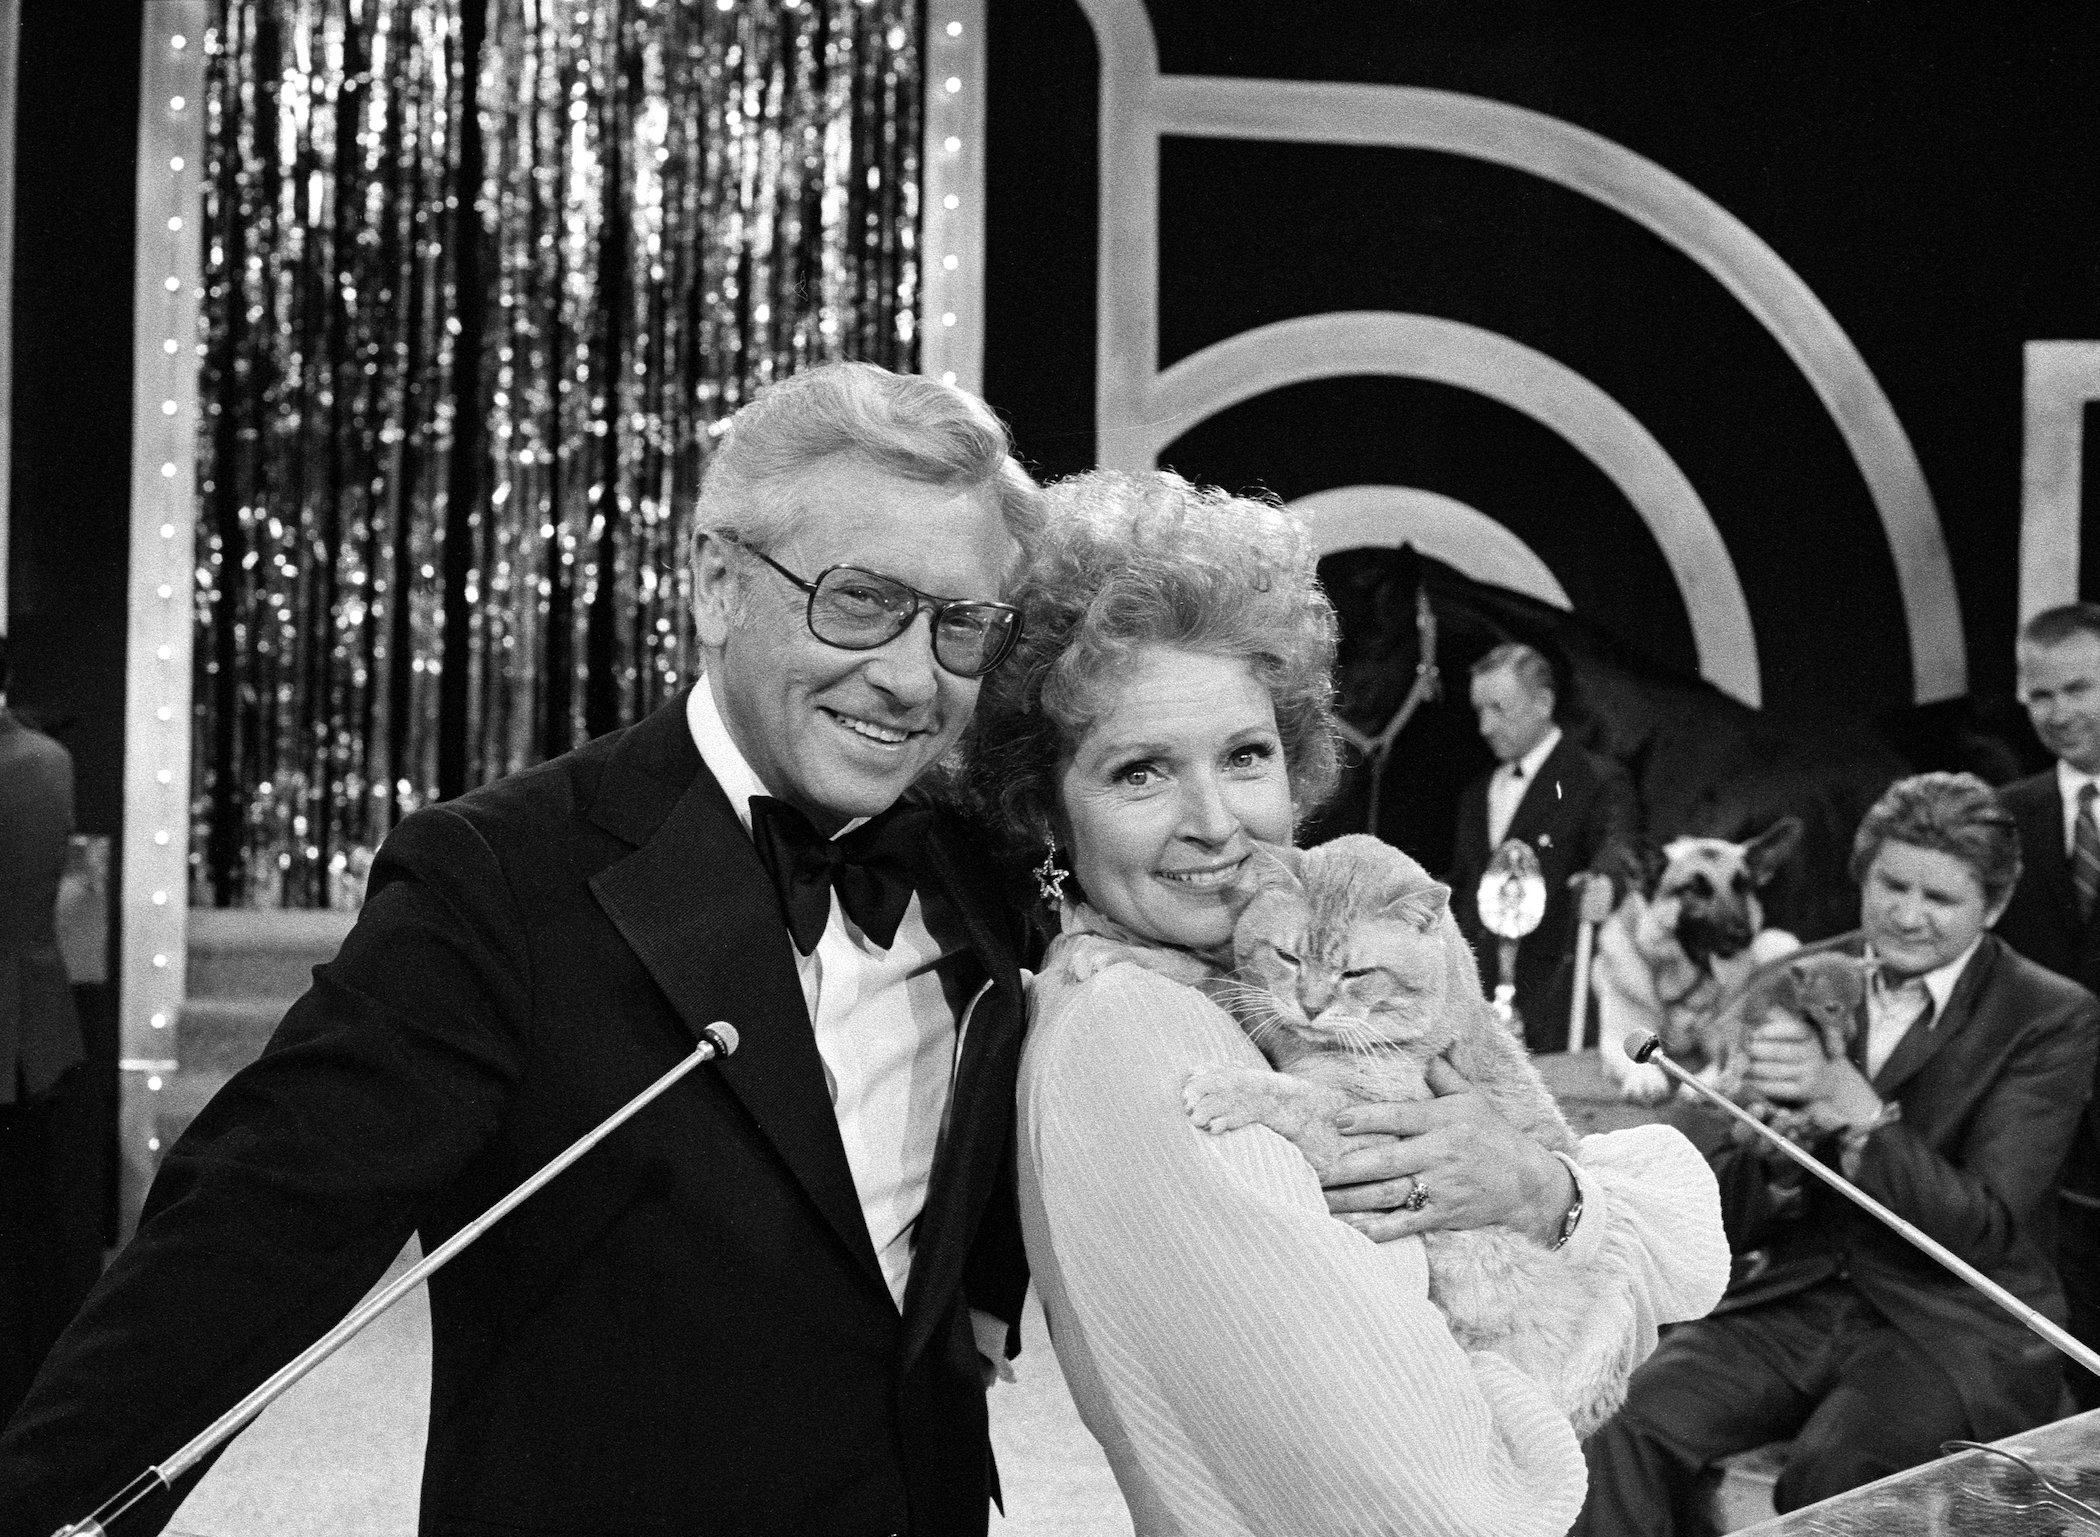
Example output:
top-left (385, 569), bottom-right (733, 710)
top-left (694, 453), bottom-right (1015, 834)
top-left (2018, 631), bottom-right (2100, 775)
top-left (1860, 839), bottom-right (2005, 981)
top-left (1470, 664), bottom-right (1554, 764)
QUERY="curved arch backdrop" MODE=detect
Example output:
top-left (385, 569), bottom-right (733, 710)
top-left (977, 1), bottom-right (2068, 725)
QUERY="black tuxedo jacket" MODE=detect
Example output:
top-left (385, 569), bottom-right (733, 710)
top-left (1449, 732), bottom-right (1637, 1051)
top-left (0, 692), bottom-right (1031, 1537)
top-left (1993, 768), bottom-right (2100, 1223)
top-left (1712, 933), bottom-right (2099, 1439)
top-left (1996, 772), bottom-right (2100, 999)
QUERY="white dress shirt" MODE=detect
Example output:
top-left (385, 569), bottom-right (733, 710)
top-left (1862, 938), bottom-right (1979, 1080)
top-left (1486, 726), bottom-right (1563, 848)
top-left (2055, 759), bottom-right (2100, 855)
top-left (688, 679), bottom-right (960, 1311)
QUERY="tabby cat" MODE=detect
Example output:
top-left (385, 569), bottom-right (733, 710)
top-left (1180, 834), bottom-right (1633, 1435)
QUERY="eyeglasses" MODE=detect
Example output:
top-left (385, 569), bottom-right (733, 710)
top-left (721, 534), bottom-right (1023, 679)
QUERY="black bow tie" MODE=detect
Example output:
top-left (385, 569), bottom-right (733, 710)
top-left (749, 796), bottom-right (928, 956)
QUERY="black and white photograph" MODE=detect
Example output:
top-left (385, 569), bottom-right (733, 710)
top-left (3, 3), bottom-right (2100, 1534)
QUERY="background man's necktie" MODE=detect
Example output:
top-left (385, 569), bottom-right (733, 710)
top-left (2077, 782), bottom-right (2100, 923)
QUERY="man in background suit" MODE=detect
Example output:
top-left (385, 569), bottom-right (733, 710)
top-left (1449, 641), bottom-right (1637, 1052)
top-left (1575, 773), bottom-right (2100, 1534)
top-left (0, 365), bottom-right (1039, 1537)
top-left (1998, 600), bottom-right (2100, 1409)
top-left (0, 635), bottom-right (88, 1425)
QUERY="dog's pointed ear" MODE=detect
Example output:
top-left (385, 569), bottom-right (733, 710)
top-left (1386, 881), bottom-right (1450, 932)
top-left (1743, 818), bottom-right (1805, 887)
top-left (1613, 838), bottom-right (1668, 898)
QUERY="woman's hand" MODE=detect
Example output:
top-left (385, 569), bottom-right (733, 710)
top-left (1319, 1057), bottom-right (1576, 1247)
top-left (1743, 1015), bottom-right (1882, 1133)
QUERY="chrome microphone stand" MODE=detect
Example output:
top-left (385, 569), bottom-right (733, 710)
top-left (1627, 1030), bottom-right (2100, 1382)
top-left (49, 1021), bottom-right (741, 1537)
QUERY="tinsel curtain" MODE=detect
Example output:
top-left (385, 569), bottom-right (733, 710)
top-left (193, 0), bottom-right (923, 908)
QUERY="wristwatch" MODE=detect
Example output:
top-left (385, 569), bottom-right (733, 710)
top-left (1548, 1151), bottom-right (1585, 1252)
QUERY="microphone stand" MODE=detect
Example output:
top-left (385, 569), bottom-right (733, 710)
top-left (50, 1022), bottom-right (741, 1537)
top-left (1627, 1031), bottom-right (2100, 1382)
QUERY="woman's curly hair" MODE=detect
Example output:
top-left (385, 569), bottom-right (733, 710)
top-left (954, 469), bottom-right (1341, 854)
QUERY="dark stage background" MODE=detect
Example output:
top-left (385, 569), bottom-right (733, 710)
top-left (983, 0), bottom-right (2100, 723)
top-left (7, 0), bottom-right (2100, 888)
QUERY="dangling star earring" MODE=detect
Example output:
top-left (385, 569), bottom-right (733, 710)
top-left (1034, 837), bottom-right (1068, 906)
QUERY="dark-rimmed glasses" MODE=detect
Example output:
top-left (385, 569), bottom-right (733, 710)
top-left (721, 534), bottom-right (1023, 679)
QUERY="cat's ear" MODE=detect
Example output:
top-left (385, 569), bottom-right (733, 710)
top-left (1243, 840), bottom-right (1305, 896)
top-left (1386, 881), bottom-right (1450, 932)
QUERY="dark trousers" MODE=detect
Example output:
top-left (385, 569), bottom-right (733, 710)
top-left (2063, 1197), bottom-right (2100, 1412)
top-left (1571, 1281), bottom-right (1972, 1536)
top-left (0, 1073), bottom-right (105, 1427)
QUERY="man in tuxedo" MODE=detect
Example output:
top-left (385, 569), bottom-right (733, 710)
top-left (1998, 600), bottom-right (2100, 1408)
top-left (1448, 641), bottom-right (1636, 1052)
top-left (1574, 773), bottom-right (2100, 1535)
top-left (0, 636), bottom-right (90, 1423)
top-left (0, 364), bottom-right (1040, 1537)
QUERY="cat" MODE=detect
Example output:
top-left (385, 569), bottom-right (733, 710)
top-left (1702, 941), bottom-right (1872, 1147)
top-left (1178, 833), bottom-right (1635, 1436)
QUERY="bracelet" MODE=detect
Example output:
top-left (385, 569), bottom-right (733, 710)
top-left (1548, 1151), bottom-right (1585, 1252)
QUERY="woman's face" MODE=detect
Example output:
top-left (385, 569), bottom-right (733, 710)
top-left (1056, 646), bottom-right (1295, 950)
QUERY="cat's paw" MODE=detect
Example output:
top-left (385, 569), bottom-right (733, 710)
top-left (1183, 1068), bottom-right (1264, 1133)
top-left (1615, 1061), bottom-right (1675, 1104)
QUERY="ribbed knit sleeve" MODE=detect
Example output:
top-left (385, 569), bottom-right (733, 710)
top-left (1574, 1125), bottom-right (1731, 1323)
top-left (1505, 1124), bottom-right (1730, 1433)
top-left (1018, 962), bottom-right (1588, 1537)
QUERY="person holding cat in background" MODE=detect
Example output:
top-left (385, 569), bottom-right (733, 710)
top-left (1998, 601), bottom-right (2100, 1409)
top-left (960, 469), bottom-right (1728, 1536)
top-left (1449, 642), bottom-right (1637, 1051)
top-left (1574, 772), bottom-right (2100, 1535)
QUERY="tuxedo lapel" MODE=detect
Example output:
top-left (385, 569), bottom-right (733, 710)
top-left (897, 820), bottom-right (1024, 1367)
top-left (586, 697), bottom-right (888, 1298)
top-left (1873, 939), bottom-right (1993, 1099)
top-left (1504, 736), bottom-right (1577, 849)
top-left (1455, 776), bottom-right (1489, 871)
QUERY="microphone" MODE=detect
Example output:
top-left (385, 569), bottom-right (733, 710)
top-left (49, 1021), bottom-right (741, 1537)
top-left (1625, 1031), bottom-right (2100, 1382)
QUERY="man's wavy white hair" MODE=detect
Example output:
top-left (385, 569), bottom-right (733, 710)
top-left (690, 361), bottom-right (1041, 576)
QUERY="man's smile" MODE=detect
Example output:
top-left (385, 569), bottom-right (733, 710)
top-left (823, 706), bottom-right (926, 747)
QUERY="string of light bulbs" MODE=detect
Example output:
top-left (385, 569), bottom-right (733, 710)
top-left (920, 0), bottom-right (984, 393)
top-left (118, 0), bottom-right (208, 1227)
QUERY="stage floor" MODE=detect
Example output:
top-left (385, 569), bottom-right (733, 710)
top-left (169, 1244), bottom-right (1134, 1536)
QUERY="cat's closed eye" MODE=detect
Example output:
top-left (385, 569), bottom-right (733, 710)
top-left (1340, 966), bottom-right (1381, 981)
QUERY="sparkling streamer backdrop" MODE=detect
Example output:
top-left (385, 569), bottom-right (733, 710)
top-left (194, 0), bottom-right (923, 907)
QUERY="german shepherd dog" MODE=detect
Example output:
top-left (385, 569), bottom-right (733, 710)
top-left (1593, 819), bottom-right (1805, 1101)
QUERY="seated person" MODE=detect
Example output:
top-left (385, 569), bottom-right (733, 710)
top-left (1574, 771), bottom-right (2100, 1534)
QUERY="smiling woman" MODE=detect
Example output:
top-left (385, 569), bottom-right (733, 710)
top-left (1055, 648), bottom-right (1295, 952)
top-left (954, 469), bottom-right (1729, 1536)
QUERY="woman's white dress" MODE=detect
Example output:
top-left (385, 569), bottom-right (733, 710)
top-left (1017, 950), bottom-right (1730, 1537)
